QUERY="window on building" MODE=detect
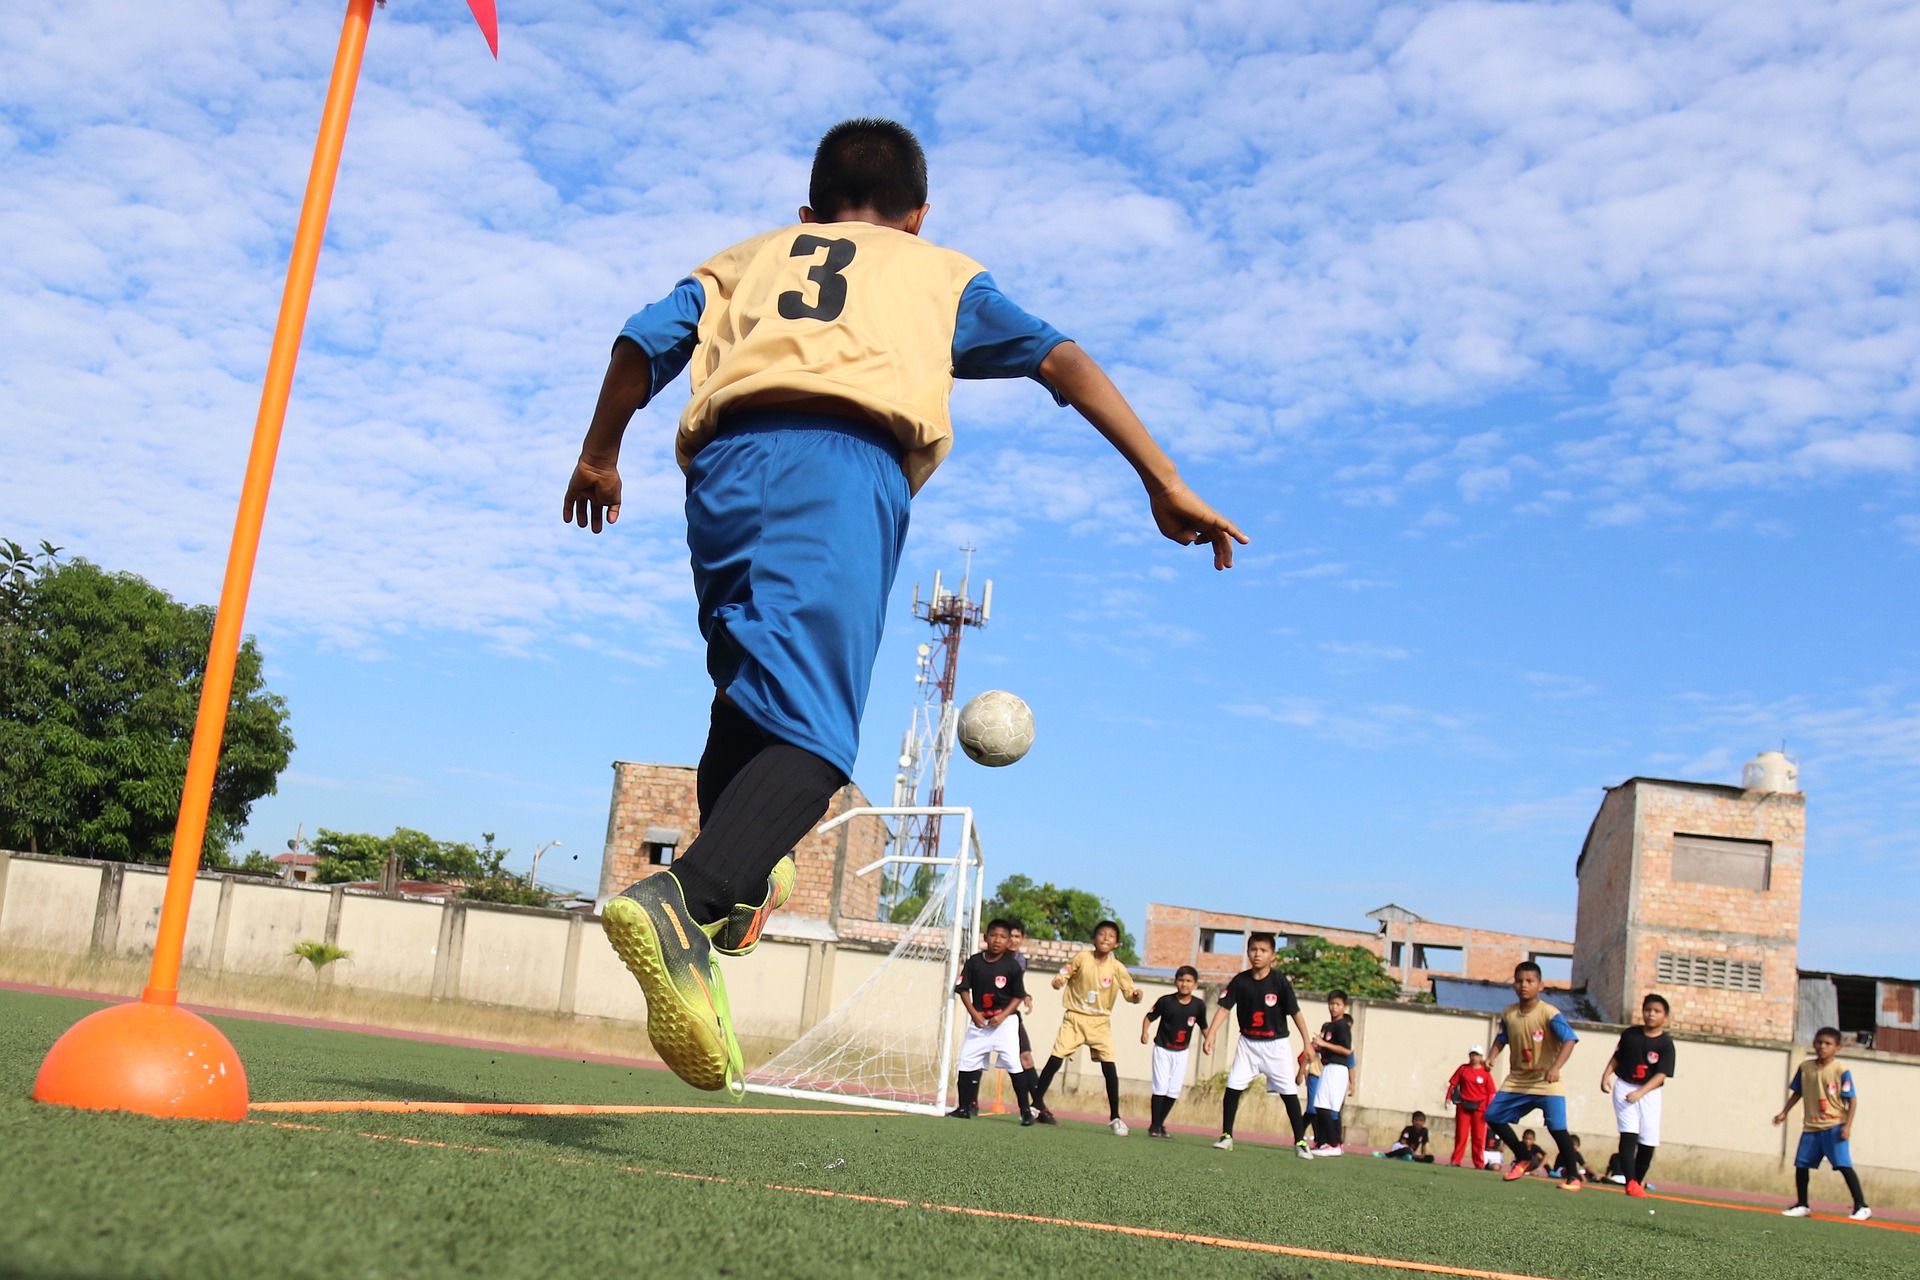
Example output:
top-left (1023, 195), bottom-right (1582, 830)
top-left (1655, 951), bottom-right (1764, 992)
top-left (646, 842), bottom-right (676, 866)
top-left (1413, 944), bottom-right (1462, 974)
top-left (1530, 953), bottom-right (1573, 984)
top-left (1200, 929), bottom-right (1245, 954)
top-left (1671, 833), bottom-right (1772, 891)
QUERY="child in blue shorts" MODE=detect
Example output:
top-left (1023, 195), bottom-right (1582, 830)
top-left (563, 119), bottom-right (1246, 1096)
top-left (1485, 960), bottom-right (1585, 1191)
top-left (1772, 1026), bottom-right (1871, 1220)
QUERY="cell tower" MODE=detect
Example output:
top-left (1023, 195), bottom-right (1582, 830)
top-left (883, 547), bottom-right (992, 916)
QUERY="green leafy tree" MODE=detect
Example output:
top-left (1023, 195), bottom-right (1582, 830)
top-left (0, 541), bottom-right (293, 862)
top-left (982, 874), bottom-right (1139, 965)
top-left (1271, 934), bottom-right (1400, 1000)
top-left (312, 827), bottom-right (549, 906)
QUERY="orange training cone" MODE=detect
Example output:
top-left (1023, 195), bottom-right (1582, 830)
top-left (32, 1003), bottom-right (249, 1121)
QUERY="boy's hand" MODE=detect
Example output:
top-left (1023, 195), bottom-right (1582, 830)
top-left (988, 1011), bottom-right (1006, 1029)
top-left (970, 1010), bottom-right (987, 1029)
top-left (1626, 1086), bottom-right (1646, 1104)
top-left (1545, 1068), bottom-right (1561, 1085)
top-left (1141, 1029), bottom-right (1150, 1045)
top-left (563, 456), bottom-right (622, 533)
top-left (1772, 1111), bottom-right (1788, 1126)
top-left (1148, 481), bottom-right (1248, 570)
top-left (1126, 988), bottom-right (1144, 1004)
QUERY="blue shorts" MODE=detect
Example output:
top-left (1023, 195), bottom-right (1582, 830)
top-left (1795, 1128), bottom-right (1852, 1170)
top-left (1485, 1092), bottom-right (1567, 1131)
top-left (685, 411), bottom-right (911, 776)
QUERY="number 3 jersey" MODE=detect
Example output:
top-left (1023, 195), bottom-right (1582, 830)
top-left (620, 223), bottom-right (1070, 496)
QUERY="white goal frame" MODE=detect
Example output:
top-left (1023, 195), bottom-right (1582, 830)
top-left (743, 805), bottom-right (986, 1115)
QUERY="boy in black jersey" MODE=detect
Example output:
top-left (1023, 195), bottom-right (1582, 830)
top-left (1308, 989), bottom-right (1356, 1154)
top-left (1381, 1111), bottom-right (1433, 1162)
top-left (949, 919), bottom-right (1039, 1122)
top-left (1202, 933), bottom-right (1314, 1155)
top-left (1601, 992), bottom-right (1675, 1198)
top-left (1140, 965), bottom-right (1208, 1138)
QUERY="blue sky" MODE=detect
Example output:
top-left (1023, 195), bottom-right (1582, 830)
top-left (2, 0), bottom-right (1916, 972)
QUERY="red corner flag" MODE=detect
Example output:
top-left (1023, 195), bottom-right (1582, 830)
top-left (465, 0), bottom-right (499, 58)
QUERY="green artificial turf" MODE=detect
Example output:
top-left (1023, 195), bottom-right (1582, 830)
top-left (1, 989), bottom-right (1912, 1279)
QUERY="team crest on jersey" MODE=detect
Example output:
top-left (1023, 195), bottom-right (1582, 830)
top-left (1647, 1052), bottom-right (1658, 1063)
top-left (994, 975), bottom-right (1007, 988)
top-left (1187, 1016), bottom-right (1198, 1025)
top-left (1264, 993), bottom-right (1278, 1007)
top-left (1100, 976), bottom-right (1113, 987)
top-left (1530, 1029), bottom-right (1545, 1041)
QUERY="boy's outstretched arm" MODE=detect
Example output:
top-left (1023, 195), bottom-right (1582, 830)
top-left (563, 338), bottom-right (652, 534)
top-left (1038, 342), bottom-right (1249, 570)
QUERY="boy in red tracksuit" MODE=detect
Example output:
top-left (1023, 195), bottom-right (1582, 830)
top-left (1447, 1045), bottom-right (1497, 1168)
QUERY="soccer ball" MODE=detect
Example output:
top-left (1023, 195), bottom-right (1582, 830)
top-left (956, 691), bottom-right (1034, 768)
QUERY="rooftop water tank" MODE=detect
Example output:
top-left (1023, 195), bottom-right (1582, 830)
top-left (1743, 750), bottom-right (1799, 794)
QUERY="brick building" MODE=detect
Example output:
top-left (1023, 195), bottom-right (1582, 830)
top-left (1573, 753), bottom-right (1805, 1041)
top-left (1144, 902), bottom-right (1572, 991)
top-left (598, 761), bottom-right (886, 925)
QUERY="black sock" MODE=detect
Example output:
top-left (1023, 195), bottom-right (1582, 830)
top-left (1101, 1061), bottom-right (1121, 1121)
top-left (1615, 1133), bottom-right (1639, 1179)
top-left (1795, 1168), bottom-right (1811, 1206)
top-left (1491, 1122), bottom-right (1526, 1162)
top-left (1634, 1143), bottom-right (1656, 1183)
top-left (1839, 1167), bottom-right (1867, 1212)
top-left (1332, 1110), bottom-right (1345, 1146)
top-left (1222, 1087), bottom-right (1244, 1136)
top-left (1281, 1092), bottom-right (1308, 1143)
top-left (1012, 1070), bottom-right (1035, 1118)
top-left (1548, 1130), bottom-right (1579, 1180)
top-left (955, 1070), bottom-right (981, 1112)
top-left (1150, 1095), bottom-right (1172, 1129)
top-left (1311, 1109), bottom-right (1331, 1146)
top-left (1034, 1056), bottom-right (1063, 1106)
top-left (667, 732), bottom-right (845, 924)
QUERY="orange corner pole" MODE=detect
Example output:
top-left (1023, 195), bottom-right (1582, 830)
top-left (145, 0), bottom-right (376, 1003)
top-left (31, 0), bottom-right (378, 1124)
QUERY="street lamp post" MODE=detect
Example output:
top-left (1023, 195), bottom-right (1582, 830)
top-left (530, 839), bottom-right (562, 890)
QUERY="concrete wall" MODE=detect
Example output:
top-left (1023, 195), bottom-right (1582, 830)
top-left (6, 848), bottom-right (1918, 1201)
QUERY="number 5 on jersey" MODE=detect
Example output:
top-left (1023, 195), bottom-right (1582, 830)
top-left (779, 234), bottom-right (856, 321)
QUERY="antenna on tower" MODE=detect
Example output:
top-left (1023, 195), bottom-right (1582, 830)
top-left (884, 546), bottom-right (992, 917)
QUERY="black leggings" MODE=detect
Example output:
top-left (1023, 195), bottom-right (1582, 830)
top-left (654, 696), bottom-right (846, 924)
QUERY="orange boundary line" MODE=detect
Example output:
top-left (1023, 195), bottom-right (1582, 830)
top-left (249, 1101), bottom-right (898, 1116)
top-left (1584, 1181), bottom-right (1920, 1235)
top-left (260, 1117), bottom-right (1555, 1278)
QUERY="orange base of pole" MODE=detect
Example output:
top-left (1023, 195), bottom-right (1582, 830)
top-left (32, 1002), bottom-right (249, 1122)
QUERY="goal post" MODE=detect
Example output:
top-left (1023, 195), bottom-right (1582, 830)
top-left (744, 806), bottom-right (986, 1116)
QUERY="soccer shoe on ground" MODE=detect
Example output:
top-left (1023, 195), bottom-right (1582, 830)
top-left (1295, 1139), bottom-right (1315, 1160)
top-left (1035, 1107), bottom-right (1058, 1126)
top-left (1557, 1179), bottom-right (1583, 1192)
top-left (1149, 1126), bottom-right (1170, 1139)
top-left (1781, 1205), bottom-right (1812, 1218)
top-left (1109, 1118), bottom-right (1129, 1136)
top-left (1850, 1207), bottom-right (1873, 1222)
top-left (1314, 1145), bottom-right (1343, 1157)
top-left (601, 875), bottom-right (743, 1097)
top-left (1212, 1135), bottom-right (1234, 1151)
top-left (1502, 1161), bottom-right (1530, 1182)
top-left (1608, 1174), bottom-right (1628, 1185)
top-left (1625, 1180), bottom-right (1648, 1198)
top-left (945, 1105), bottom-right (975, 1119)
top-left (702, 856), bottom-right (797, 957)
top-left (1020, 1113), bottom-right (1036, 1127)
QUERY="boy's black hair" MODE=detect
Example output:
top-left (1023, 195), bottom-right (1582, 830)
top-left (1411, 1110), bottom-right (1427, 1121)
top-left (1006, 919), bottom-right (1025, 935)
top-left (1814, 1026), bottom-right (1842, 1043)
top-left (1093, 920), bottom-right (1121, 939)
top-left (1642, 992), bottom-right (1670, 1013)
top-left (1248, 931), bottom-right (1278, 950)
top-left (1174, 965), bottom-right (1200, 982)
top-left (809, 119), bottom-right (928, 220)
top-left (1328, 989), bottom-right (1350, 1004)
top-left (984, 917), bottom-right (1014, 935)
top-left (1514, 960), bottom-right (1542, 979)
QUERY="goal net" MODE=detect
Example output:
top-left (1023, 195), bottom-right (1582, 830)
top-left (744, 807), bottom-right (983, 1116)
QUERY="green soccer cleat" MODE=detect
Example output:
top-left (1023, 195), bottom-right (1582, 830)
top-left (703, 856), bottom-right (797, 957)
top-left (602, 874), bottom-right (744, 1098)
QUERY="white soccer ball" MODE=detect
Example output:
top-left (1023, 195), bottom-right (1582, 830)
top-left (956, 690), bottom-right (1034, 768)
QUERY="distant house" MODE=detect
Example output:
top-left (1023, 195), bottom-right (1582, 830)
top-left (272, 852), bottom-right (320, 884)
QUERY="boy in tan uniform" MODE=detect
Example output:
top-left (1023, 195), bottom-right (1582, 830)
top-left (1772, 1026), bottom-right (1871, 1220)
top-left (564, 120), bottom-right (1243, 1097)
top-left (1485, 960), bottom-right (1584, 1191)
top-left (1031, 921), bottom-right (1143, 1132)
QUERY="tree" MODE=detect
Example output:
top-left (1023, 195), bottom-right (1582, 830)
top-left (1271, 935), bottom-right (1400, 1000)
top-left (0, 541), bottom-right (294, 862)
top-left (312, 827), bottom-right (549, 906)
top-left (982, 874), bottom-right (1140, 965)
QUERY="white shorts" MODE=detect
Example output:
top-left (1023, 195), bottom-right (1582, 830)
top-left (1151, 1045), bottom-right (1192, 1097)
top-left (958, 1018), bottom-right (1022, 1073)
top-left (1612, 1082), bottom-right (1663, 1146)
top-left (1226, 1036), bottom-right (1298, 1095)
top-left (1312, 1063), bottom-right (1350, 1112)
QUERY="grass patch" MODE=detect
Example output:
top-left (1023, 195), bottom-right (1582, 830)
top-left (1, 990), bottom-right (1913, 1279)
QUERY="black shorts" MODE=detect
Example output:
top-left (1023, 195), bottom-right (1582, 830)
top-left (1016, 1013), bottom-right (1031, 1056)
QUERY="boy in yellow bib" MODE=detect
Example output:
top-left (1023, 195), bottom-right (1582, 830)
top-left (564, 121), bottom-right (1245, 1096)
top-left (1031, 921), bottom-right (1143, 1132)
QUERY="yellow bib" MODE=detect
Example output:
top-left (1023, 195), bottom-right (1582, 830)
top-left (678, 224), bottom-right (986, 495)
